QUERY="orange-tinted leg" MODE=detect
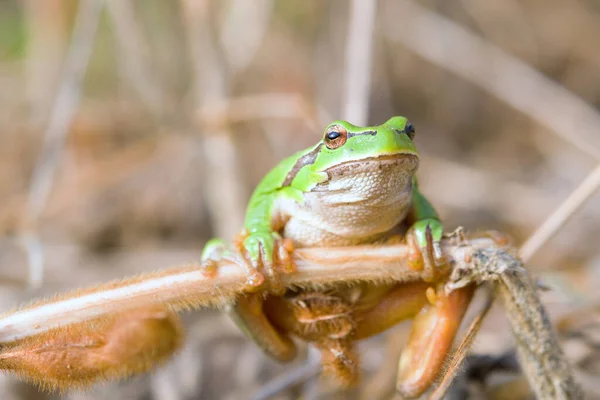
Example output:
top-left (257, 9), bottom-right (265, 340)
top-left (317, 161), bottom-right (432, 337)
top-left (264, 292), bottom-right (361, 386)
top-left (353, 281), bottom-right (431, 340)
top-left (229, 294), bottom-right (297, 362)
top-left (396, 284), bottom-right (475, 398)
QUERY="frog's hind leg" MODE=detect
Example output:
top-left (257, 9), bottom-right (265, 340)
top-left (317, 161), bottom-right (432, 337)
top-left (396, 284), bottom-right (475, 398)
top-left (229, 294), bottom-right (297, 362)
top-left (352, 281), bottom-right (475, 398)
top-left (353, 281), bottom-right (431, 340)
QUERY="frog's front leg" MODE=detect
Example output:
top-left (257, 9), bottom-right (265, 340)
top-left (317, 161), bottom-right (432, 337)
top-left (233, 229), bottom-right (295, 294)
top-left (201, 237), bottom-right (260, 286)
top-left (406, 177), bottom-right (446, 281)
top-left (230, 187), bottom-right (298, 294)
top-left (201, 196), bottom-right (296, 294)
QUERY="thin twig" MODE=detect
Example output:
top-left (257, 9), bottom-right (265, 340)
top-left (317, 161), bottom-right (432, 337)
top-left (23, 0), bottom-right (68, 126)
top-left (19, 234), bottom-right (44, 290)
top-left (383, 0), bottom-right (600, 161)
top-left (27, 0), bottom-right (103, 221)
top-left (342, 0), bottom-right (377, 125)
top-left (182, 0), bottom-right (247, 239)
top-left (24, 0), bottom-right (104, 288)
top-left (519, 164), bottom-right (600, 262)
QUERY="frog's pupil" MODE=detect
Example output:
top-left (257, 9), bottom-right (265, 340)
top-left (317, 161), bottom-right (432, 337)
top-left (327, 131), bottom-right (341, 140)
top-left (405, 123), bottom-right (414, 135)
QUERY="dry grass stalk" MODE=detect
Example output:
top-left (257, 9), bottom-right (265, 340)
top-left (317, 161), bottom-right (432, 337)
top-left (520, 163), bottom-right (600, 262)
top-left (24, 0), bottom-right (104, 289)
top-left (341, 0), bottom-right (377, 125)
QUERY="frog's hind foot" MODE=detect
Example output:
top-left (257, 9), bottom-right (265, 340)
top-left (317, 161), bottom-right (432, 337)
top-left (316, 339), bottom-right (360, 387)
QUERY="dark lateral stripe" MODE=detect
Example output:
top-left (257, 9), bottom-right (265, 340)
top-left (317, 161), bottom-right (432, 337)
top-left (347, 129), bottom-right (377, 138)
top-left (281, 129), bottom-right (378, 186)
top-left (282, 143), bottom-right (324, 186)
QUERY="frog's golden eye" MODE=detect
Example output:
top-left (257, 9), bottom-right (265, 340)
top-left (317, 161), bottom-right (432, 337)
top-left (405, 122), bottom-right (415, 140)
top-left (324, 125), bottom-right (348, 149)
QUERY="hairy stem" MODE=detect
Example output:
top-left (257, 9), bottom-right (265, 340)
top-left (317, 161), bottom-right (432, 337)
top-left (0, 238), bottom-right (495, 344)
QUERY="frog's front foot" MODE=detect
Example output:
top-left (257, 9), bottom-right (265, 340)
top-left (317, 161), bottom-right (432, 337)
top-left (406, 219), bottom-right (446, 282)
top-left (231, 229), bottom-right (295, 295)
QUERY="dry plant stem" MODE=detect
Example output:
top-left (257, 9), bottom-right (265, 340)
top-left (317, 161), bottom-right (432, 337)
top-left (27, 0), bottom-right (103, 220)
top-left (342, 0), bottom-right (377, 125)
top-left (384, 0), bottom-right (600, 161)
top-left (447, 249), bottom-right (583, 399)
top-left (519, 163), bottom-right (600, 262)
top-left (24, 0), bottom-right (103, 288)
top-left (183, 0), bottom-right (246, 239)
top-left (0, 238), bottom-right (496, 344)
top-left (24, 0), bottom-right (67, 125)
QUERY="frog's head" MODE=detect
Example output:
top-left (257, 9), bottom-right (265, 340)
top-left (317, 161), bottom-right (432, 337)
top-left (310, 116), bottom-right (420, 180)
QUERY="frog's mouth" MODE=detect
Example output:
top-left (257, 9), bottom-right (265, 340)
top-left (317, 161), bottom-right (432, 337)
top-left (323, 153), bottom-right (419, 178)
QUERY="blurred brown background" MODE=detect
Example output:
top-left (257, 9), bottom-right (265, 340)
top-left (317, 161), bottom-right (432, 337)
top-left (0, 0), bottom-right (599, 399)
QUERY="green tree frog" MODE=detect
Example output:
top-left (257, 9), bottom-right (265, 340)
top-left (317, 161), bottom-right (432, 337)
top-left (201, 117), bottom-right (473, 398)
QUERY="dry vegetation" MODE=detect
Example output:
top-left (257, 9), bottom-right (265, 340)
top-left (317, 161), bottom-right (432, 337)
top-left (0, 0), bottom-right (599, 399)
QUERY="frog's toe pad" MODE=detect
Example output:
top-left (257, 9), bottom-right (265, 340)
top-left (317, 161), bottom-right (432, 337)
top-left (277, 238), bottom-right (296, 274)
top-left (244, 271), bottom-right (266, 291)
top-left (200, 259), bottom-right (219, 278)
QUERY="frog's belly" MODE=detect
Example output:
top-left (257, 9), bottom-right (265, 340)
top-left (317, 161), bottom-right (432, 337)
top-left (281, 188), bottom-right (412, 247)
top-left (283, 217), bottom-right (402, 247)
